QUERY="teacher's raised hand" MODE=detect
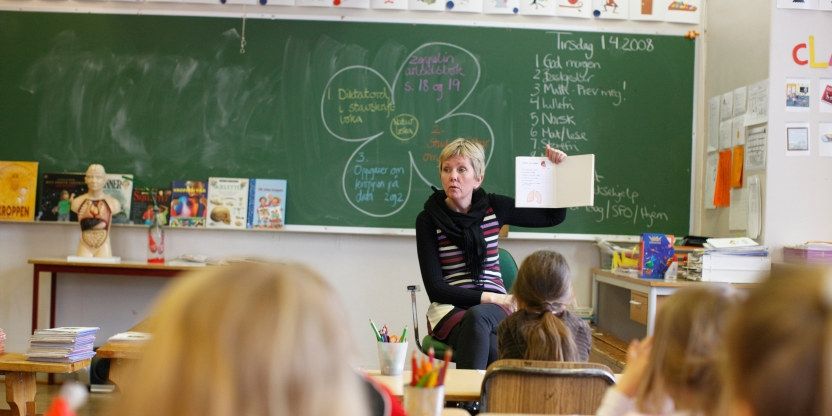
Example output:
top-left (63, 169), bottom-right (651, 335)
top-left (546, 144), bottom-right (568, 164)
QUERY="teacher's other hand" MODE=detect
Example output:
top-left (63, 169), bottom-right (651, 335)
top-left (546, 144), bottom-right (567, 164)
top-left (481, 292), bottom-right (517, 313)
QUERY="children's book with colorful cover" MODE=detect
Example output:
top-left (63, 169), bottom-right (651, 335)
top-left (247, 179), bottom-right (287, 229)
top-left (102, 173), bottom-right (133, 224)
top-left (38, 173), bottom-right (87, 222)
top-left (639, 233), bottom-right (676, 279)
top-left (206, 177), bottom-right (249, 229)
top-left (169, 180), bottom-right (207, 227)
top-left (0, 161), bottom-right (39, 222)
top-left (130, 187), bottom-right (172, 226)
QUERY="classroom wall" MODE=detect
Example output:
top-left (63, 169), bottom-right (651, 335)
top-left (0, 2), bottom-right (704, 368)
top-left (694, 0), bottom-right (770, 237)
top-left (763, 5), bottom-right (832, 259)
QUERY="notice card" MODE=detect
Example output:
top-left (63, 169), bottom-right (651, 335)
top-left (515, 154), bottom-right (595, 209)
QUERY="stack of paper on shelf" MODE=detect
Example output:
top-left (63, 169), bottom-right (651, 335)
top-left (784, 242), bottom-right (832, 265)
top-left (107, 331), bottom-right (151, 343)
top-left (26, 327), bottom-right (99, 363)
top-left (699, 238), bottom-right (771, 284)
top-left (0, 327), bottom-right (6, 354)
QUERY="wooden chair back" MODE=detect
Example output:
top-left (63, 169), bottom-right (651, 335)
top-left (480, 359), bottom-right (615, 414)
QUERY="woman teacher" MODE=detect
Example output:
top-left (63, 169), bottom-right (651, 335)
top-left (416, 138), bottom-right (568, 370)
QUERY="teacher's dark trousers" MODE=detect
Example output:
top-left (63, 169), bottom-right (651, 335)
top-left (445, 303), bottom-right (508, 370)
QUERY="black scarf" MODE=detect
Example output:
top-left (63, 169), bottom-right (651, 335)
top-left (424, 187), bottom-right (490, 283)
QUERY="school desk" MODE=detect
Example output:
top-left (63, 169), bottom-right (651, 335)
top-left (93, 319), bottom-right (154, 392)
top-left (591, 268), bottom-right (756, 341)
top-left (27, 258), bottom-right (199, 333)
top-left (0, 353), bottom-right (91, 416)
top-left (441, 409), bottom-right (470, 416)
top-left (365, 369), bottom-right (484, 402)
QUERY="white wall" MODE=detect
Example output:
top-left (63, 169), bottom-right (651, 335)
top-left (0, 222), bottom-right (599, 368)
top-left (694, 0), bottom-right (770, 236)
top-left (763, 5), bottom-right (832, 259)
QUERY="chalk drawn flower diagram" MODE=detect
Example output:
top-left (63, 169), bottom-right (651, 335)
top-left (321, 42), bottom-right (494, 217)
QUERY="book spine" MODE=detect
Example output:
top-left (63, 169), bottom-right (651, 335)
top-left (247, 179), bottom-right (256, 228)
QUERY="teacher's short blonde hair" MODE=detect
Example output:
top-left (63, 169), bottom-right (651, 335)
top-left (108, 261), bottom-right (368, 416)
top-left (439, 138), bottom-right (486, 180)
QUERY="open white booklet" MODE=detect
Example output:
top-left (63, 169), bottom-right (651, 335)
top-left (514, 154), bottom-right (595, 208)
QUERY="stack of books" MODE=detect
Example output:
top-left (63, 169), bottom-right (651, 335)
top-left (694, 238), bottom-right (770, 284)
top-left (26, 327), bottom-right (99, 363)
top-left (107, 331), bottom-right (151, 343)
top-left (784, 242), bottom-right (832, 265)
top-left (0, 327), bottom-right (6, 354)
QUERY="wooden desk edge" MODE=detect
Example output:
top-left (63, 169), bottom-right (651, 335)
top-left (28, 257), bottom-right (205, 272)
top-left (591, 268), bottom-right (756, 288)
top-left (0, 353), bottom-right (91, 373)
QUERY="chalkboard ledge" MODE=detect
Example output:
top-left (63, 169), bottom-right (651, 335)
top-left (2, 220), bottom-right (640, 242)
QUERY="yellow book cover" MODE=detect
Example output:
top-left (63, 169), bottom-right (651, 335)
top-left (0, 161), bottom-right (39, 221)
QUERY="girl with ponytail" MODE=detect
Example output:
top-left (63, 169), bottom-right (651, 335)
top-left (497, 250), bottom-right (591, 361)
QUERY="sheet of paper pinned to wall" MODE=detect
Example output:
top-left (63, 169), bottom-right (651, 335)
top-left (720, 91), bottom-right (734, 121)
top-left (746, 175), bottom-right (761, 239)
top-left (515, 154), bottom-right (595, 209)
top-left (729, 188), bottom-right (747, 230)
top-left (719, 120), bottom-right (732, 150)
top-left (707, 96), bottom-right (720, 152)
top-left (745, 80), bottom-right (768, 126)
top-left (704, 152), bottom-right (718, 210)
top-left (745, 125), bottom-right (767, 170)
top-left (732, 86), bottom-right (748, 117)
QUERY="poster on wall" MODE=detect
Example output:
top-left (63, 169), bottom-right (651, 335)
top-left (371, 0), bottom-right (408, 10)
top-left (785, 78), bottom-right (811, 112)
top-left (820, 78), bottom-right (832, 113)
top-left (408, 0), bottom-right (445, 11)
top-left (483, 0), bottom-right (519, 14)
top-left (557, 0), bottom-right (592, 17)
top-left (629, 0), bottom-right (664, 20)
top-left (447, 0), bottom-right (485, 13)
top-left (663, 0), bottom-right (700, 24)
top-left (820, 122), bottom-right (832, 157)
top-left (592, 0), bottom-right (629, 19)
top-left (517, 0), bottom-right (557, 15)
top-left (786, 122), bottom-right (811, 156)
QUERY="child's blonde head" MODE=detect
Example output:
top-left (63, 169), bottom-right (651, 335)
top-left (723, 268), bottom-right (832, 416)
top-left (512, 250), bottom-right (577, 361)
top-left (636, 284), bottom-right (738, 414)
top-left (109, 261), bottom-right (368, 416)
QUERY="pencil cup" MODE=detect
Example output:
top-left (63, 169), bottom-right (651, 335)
top-left (376, 341), bottom-right (408, 375)
top-left (404, 385), bottom-right (445, 416)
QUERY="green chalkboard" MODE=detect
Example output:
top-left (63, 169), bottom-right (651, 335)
top-left (0, 12), bottom-right (694, 235)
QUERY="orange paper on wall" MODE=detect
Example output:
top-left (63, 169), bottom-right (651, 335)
top-left (731, 145), bottom-right (744, 188)
top-left (713, 150), bottom-right (732, 207)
